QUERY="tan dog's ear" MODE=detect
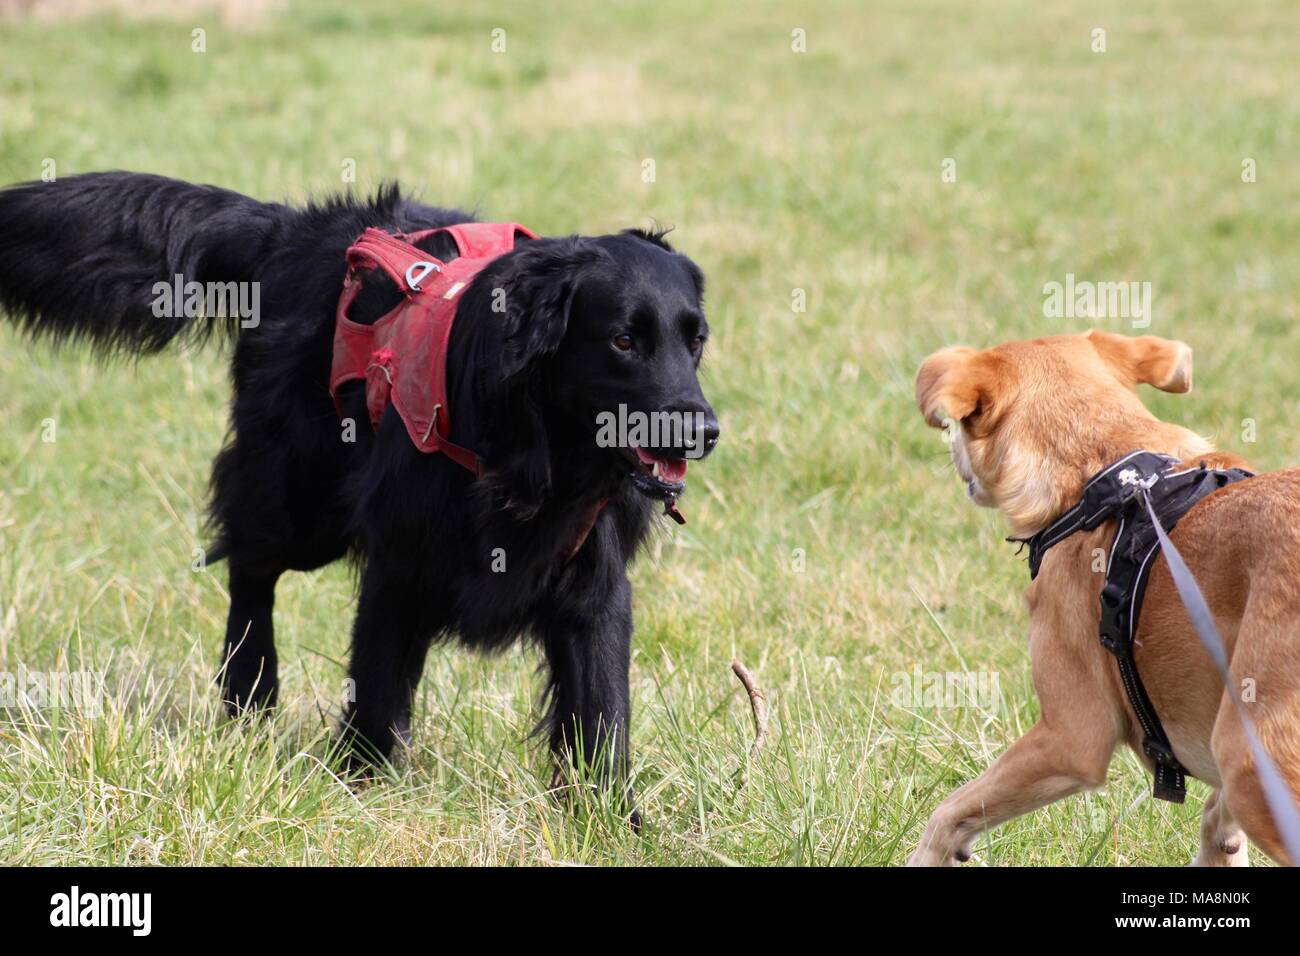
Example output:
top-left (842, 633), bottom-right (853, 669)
top-left (1085, 330), bottom-right (1193, 393)
top-left (916, 346), bottom-right (984, 428)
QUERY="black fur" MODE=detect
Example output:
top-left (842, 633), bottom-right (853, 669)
top-left (0, 172), bottom-right (719, 814)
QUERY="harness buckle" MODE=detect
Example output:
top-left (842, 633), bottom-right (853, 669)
top-left (1142, 737), bottom-right (1179, 767)
top-left (1098, 580), bottom-right (1129, 656)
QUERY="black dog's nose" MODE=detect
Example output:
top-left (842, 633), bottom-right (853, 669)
top-left (666, 403), bottom-right (719, 458)
top-left (700, 416), bottom-right (720, 454)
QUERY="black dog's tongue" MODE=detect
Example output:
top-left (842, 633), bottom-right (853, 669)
top-left (664, 501), bottom-right (686, 524)
top-left (634, 446), bottom-right (688, 483)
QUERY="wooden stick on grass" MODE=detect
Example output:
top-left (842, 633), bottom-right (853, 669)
top-left (731, 658), bottom-right (768, 761)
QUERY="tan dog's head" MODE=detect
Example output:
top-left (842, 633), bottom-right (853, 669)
top-left (916, 330), bottom-right (1213, 536)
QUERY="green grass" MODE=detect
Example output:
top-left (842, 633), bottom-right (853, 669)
top-left (1, 0), bottom-right (1297, 865)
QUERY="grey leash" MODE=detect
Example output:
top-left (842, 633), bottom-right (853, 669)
top-left (1140, 487), bottom-right (1300, 864)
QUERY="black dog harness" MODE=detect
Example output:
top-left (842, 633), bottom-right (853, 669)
top-left (1015, 451), bottom-right (1254, 803)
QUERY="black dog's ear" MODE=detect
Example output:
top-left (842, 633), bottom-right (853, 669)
top-left (498, 236), bottom-right (603, 380)
top-left (482, 237), bottom-right (606, 517)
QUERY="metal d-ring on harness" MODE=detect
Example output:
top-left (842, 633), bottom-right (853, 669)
top-left (1012, 451), bottom-right (1254, 803)
top-left (404, 260), bottom-right (440, 292)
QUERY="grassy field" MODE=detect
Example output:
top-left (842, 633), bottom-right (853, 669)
top-left (1, 0), bottom-right (1297, 866)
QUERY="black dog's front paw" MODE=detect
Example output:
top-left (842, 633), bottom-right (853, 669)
top-left (218, 671), bottom-right (278, 718)
top-left (629, 807), bottom-right (643, 833)
top-left (334, 716), bottom-right (406, 783)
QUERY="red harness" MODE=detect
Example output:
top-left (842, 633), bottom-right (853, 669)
top-left (330, 222), bottom-right (537, 473)
top-left (329, 221), bottom-right (608, 558)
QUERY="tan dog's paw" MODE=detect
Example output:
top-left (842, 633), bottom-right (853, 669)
top-left (907, 830), bottom-right (977, 866)
top-left (1191, 836), bottom-right (1250, 867)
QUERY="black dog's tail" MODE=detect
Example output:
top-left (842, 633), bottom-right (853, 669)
top-left (0, 171), bottom-right (283, 354)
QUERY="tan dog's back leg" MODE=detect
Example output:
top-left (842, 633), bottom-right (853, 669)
top-left (1213, 698), bottom-right (1297, 865)
top-left (1211, 586), bottom-right (1300, 866)
top-left (1191, 789), bottom-right (1249, 867)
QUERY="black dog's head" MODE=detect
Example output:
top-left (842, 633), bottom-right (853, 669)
top-left (479, 228), bottom-right (719, 514)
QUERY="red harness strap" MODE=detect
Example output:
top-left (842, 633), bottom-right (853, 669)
top-left (330, 222), bottom-right (609, 560)
top-left (330, 222), bottom-right (537, 473)
top-left (559, 497), bottom-right (609, 562)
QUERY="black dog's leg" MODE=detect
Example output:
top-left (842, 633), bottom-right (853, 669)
top-left (542, 571), bottom-right (637, 824)
top-left (339, 560), bottom-right (434, 770)
top-left (220, 563), bottom-right (282, 714)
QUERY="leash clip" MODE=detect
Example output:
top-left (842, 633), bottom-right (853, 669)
top-left (1117, 467), bottom-right (1159, 492)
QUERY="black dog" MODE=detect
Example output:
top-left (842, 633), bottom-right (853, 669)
top-left (0, 172), bottom-right (718, 815)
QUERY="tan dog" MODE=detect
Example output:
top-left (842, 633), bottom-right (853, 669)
top-left (910, 329), bottom-right (1300, 866)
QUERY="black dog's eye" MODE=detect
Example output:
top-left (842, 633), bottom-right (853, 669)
top-left (689, 336), bottom-right (705, 354)
top-left (612, 334), bottom-right (634, 352)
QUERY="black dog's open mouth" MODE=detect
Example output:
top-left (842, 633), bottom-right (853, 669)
top-left (622, 445), bottom-right (688, 500)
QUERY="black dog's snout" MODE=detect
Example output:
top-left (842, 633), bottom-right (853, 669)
top-left (666, 402), bottom-right (719, 458)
